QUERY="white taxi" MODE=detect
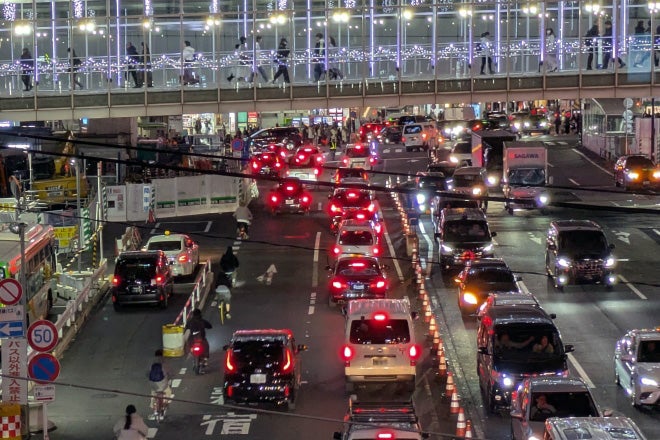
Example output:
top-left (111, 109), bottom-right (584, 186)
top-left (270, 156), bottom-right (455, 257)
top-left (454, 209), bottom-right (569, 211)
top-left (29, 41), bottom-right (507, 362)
top-left (614, 327), bottom-right (660, 407)
top-left (340, 144), bottom-right (376, 171)
top-left (143, 232), bottom-right (200, 277)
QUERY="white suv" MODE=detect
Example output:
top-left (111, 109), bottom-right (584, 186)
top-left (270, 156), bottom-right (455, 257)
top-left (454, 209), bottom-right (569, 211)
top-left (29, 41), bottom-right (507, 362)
top-left (332, 220), bottom-right (380, 260)
top-left (342, 298), bottom-right (420, 392)
top-left (402, 123), bottom-right (437, 152)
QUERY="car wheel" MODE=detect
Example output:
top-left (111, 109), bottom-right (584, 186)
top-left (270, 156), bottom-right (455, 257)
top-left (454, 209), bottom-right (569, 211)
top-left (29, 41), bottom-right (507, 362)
top-left (345, 382), bottom-right (355, 393)
top-left (286, 387), bottom-right (297, 411)
top-left (553, 269), bottom-right (564, 291)
top-left (113, 302), bottom-right (122, 312)
top-left (405, 147), bottom-right (412, 152)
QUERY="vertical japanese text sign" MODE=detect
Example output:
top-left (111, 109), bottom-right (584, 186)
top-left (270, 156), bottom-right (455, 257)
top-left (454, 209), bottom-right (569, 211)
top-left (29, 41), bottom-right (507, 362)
top-left (1, 338), bottom-right (28, 404)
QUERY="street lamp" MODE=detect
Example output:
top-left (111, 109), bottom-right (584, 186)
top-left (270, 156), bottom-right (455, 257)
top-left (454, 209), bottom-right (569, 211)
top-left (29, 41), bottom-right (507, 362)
top-left (13, 20), bottom-right (32, 36)
top-left (649, 2), bottom-right (660, 13)
top-left (522, 3), bottom-right (538, 72)
top-left (332, 9), bottom-right (350, 51)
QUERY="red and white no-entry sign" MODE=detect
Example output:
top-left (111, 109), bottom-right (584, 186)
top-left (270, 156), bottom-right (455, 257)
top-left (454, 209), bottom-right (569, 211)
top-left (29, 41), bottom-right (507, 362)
top-left (28, 320), bottom-right (59, 352)
top-left (0, 279), bottom-right (22, 306)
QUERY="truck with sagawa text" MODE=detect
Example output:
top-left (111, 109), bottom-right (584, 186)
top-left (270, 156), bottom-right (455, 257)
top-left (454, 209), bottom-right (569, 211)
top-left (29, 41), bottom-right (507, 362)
top-left (502, 142), bottom-right (551, 214)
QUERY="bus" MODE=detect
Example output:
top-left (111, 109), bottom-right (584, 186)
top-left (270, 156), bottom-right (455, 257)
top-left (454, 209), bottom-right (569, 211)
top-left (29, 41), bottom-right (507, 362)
top-left (0, 224), bottom-right (56, 324)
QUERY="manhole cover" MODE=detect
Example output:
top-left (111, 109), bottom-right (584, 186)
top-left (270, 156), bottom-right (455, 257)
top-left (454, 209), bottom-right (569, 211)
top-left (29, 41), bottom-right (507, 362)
top-left (91, 393), bottom-right (118, 399)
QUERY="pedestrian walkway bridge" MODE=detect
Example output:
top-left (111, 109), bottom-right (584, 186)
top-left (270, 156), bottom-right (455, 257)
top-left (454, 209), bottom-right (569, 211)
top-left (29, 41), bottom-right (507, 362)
top-left (2, 69), bottom-right (659, 121)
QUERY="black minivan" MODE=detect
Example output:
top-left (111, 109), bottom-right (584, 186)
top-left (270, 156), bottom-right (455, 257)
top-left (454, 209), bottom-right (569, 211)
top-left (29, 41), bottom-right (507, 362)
top-left (111, 251), bottom-right (174, 311)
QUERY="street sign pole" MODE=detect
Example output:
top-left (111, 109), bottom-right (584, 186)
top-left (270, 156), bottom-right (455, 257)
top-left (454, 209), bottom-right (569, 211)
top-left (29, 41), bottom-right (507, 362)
top-left (18, 213), bottom-right (29, 439)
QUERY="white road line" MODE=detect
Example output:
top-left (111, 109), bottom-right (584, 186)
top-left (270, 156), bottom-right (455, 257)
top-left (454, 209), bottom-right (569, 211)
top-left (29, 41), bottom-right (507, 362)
top-left (518, 280), bottom-right (531, 294)
top-left (147, 427), bottom-right (158, 438)
top-left (618, 275), bottom-right (648, 300)
top-left (150, 222), bottom-right (161, 235)
top-left (382, 148), bottom-right (391, 154)
top-left (558, 141), bottom-right (568, 145)
top-left (170, 378), bottom-right (182, 388)
top-left (568, 178), bottom-right (580, 186)
top-left (653, 229), bottom-right (660, 237)
top-left (308, 305), bottom-right (315, 315)
top-left (568, 353), bottom-right (596, 389)
top-left (178, 368), bottom-right (187, 375)
top-left (547, 162), bottom-right (555, 168)
top-left (417, 222), bottom-right (434, 277)
top-left (572, 148), bottom-right (614, 176)
top-left (312, 232), bottom-right (321, 288)
top-left (204, 221), bottom-right (212, 233)
top-left (317, 202), bottom-right (322, 211)
top-left (395, 148), bottom-right (402, 153)
top-left (380, 209), bottom-right (404, 281)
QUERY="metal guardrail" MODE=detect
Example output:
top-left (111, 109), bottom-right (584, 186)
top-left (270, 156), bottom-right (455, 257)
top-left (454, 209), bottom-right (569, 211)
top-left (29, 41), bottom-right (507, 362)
top-left (173, 259), bottom-right (213, 328)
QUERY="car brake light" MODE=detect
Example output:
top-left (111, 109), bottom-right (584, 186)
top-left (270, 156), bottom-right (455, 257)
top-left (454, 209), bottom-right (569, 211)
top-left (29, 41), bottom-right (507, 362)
top-left (251, 161), bottom-right (259, 169)
top-left (302, 195), bottom-right (310, 203)
top-left (422, 133), bottom-right (427, 140)
top-left (372, 279), bottom-right (386, 289)
top-left (275, 162), bottom-right (282, 168)
top-left (316, 156), bottom-right (323, 162)
top-left (332, 280), bottom-right (344, 289)
top-left (178, 255), bottom-right (188, 263)
top-left (151, 275), bottom-right (163, 285)
top-left (270, 195), bottom-right (279, 203)
top-left (377, 433), bottom-right (394, 440)
top-left (372, 246), bottom-right (380, 255)
top-left (330, 204), bottom-right (340, 213)
top-left (373, 312), bottom-right (388, 321)
top-left (356, 213), bottom-right (366, 220)
top-left (333, 246), bottom-right (341, 255)
top-left (225, 349), bottom-right (235, 372)
top-left (282, 348), bottom-right (293, 373)
top-left (298, 154), bottom-right (305, 160)
top-left (350, 262), bottom-right (365, 267)
top-left (341, 345), bottom-right (354, 365)
top-left (314, 168), bottom-right (320, 175)
top-left (367, 203), bottom-right (375, 213)
top-left (347, 192), bottom-right (357, 198)
top-left (112, 276), bottom-right (120, 285)
top-left (343, 158), bottom-right (348, 164)
top-left (369, 157), bottom-right (375, 164)
top-left (286, 185), bottom-right (294, 191)
top-left (401, 137), bottom-right (406, 142)
top-left (355, 144), bottom-right (362, 150)
top-left (408, 344), bottom-right (421, 365)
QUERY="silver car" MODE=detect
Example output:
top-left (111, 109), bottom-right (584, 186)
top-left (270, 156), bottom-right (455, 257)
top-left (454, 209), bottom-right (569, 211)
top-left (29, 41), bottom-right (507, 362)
top-left (614, 327), bottom-right (660, 407)
top-left (143, 233), bottom-right (200, 277)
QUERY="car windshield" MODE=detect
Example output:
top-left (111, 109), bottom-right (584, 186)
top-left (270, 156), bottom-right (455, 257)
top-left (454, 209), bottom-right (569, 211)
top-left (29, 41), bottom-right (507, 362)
top-left (453, 174), bottom-right (484, 187)
top-left (346, 147), bottom-right (370, 158)
top-left (508, 168), bottom-right (546, 186)
top-left (626, 156), bottom-right (654, 168)
top-left (444, 221), bottom-right (489, 241)
top-left (404, 125), bottom-right (422, 134)
top-left (349, 319), bottom-right (411, 344)
top-left (337, 168), bottom-right (366, 179)
top-left (466, 269), bottom-right (516, 291)
top-left (339, 230), bottom-right (374, 246)
top-left (637, 340), bottom-right (660, 362)
top-left (529, 392), bottom-right (599, 422)
top-left (418, 177), bottom-right (446, 191)
top-left (558, 230), bottom-right (608, 255)
top-left (493, 325), bottom-right (563, 359)
top-left (336, 259), bottom-right (380, 276)
top-left (116, 260), bottom-right (156, 280)
top-left (232, 340), bottom-right (284, 365)
top-left (454, 142), bottom-right (471, 154)
top-left (146, 240), bottom-right (182, 252)
top-left (428, 164), bottom-right (456, 176)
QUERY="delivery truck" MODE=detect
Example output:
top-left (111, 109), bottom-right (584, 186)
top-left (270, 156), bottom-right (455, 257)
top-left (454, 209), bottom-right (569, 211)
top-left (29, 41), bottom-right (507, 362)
top-left (502, 141), bottom-right (551, 214)
top-left (471, 130), bottom-right (517, 186)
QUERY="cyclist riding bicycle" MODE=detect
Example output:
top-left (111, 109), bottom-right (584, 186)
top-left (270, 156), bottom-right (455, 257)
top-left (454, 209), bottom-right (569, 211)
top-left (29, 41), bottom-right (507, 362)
top-left (233, 202), bottom-right (253, 239)
top-left (148, 349), bottom-right (172, 420)
top-left (219, 246), bottom-right (240, 287)
top-left (184, 309), bottom-right (212, 367)
top-left (215, 284), bottom-right (232, 321)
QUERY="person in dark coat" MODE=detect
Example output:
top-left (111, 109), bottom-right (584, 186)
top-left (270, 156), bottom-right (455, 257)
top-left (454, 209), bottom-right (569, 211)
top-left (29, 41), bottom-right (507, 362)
top-left (126, 42), bottom-right (142, 87)
top-left (19, 48), bottom-right (33, 91)
top-left (601, 20), bottom-right (626, 70)
top-left (584, 25), bottom-right (599, 70)
top-left (272, 38), bottom-right (291, 84)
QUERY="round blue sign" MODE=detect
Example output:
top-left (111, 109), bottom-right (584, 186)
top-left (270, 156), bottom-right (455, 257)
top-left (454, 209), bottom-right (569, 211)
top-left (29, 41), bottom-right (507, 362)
top-left (231, 138), bottom-right (244, 152)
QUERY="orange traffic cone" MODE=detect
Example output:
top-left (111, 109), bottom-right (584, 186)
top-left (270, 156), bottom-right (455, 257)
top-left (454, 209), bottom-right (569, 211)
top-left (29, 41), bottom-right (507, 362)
top-left (429, 317), bottom-right (437, 336)
top-left (465, 420), bottom-right (473, 439)
top-left (445, 371), bottom-right (455, 398)
top-left (438, 350), bottom-right (447, 376)
top-left (432, 331), bottom-right (441, 354)
top-left (449, 389), bottom-right (461, 414)
top-left (455, 407), bottom-right (466, 436)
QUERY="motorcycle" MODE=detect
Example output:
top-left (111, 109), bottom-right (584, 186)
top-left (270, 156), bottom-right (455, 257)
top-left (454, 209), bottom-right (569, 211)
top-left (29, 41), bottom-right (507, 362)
top-left (190, 332), bottom-right (207, 375)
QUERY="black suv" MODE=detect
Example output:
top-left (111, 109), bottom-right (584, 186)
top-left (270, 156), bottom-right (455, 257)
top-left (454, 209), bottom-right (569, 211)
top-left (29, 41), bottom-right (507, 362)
top-left (437, 208), bottom-right (496, 270)
top-left (455, 258), bottom-right (520, 315)
top-left (223, 329), bottom-right (307, 411)
top-left (248, 127), bottom-right (303, 152)
top-left (545, 220), bottom-right (617, 290)
top-left (111, 251), bottom-right (173, 311)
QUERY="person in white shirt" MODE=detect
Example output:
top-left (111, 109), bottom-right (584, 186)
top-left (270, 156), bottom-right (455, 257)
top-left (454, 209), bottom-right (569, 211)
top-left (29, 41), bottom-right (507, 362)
top-left (112, 404), bottom-right (148, 440)
top-left (544, 28), bottom-right (558, 72)
top-left (181, 41), bottom-right (197, 85)
top-left (249, 36), bottom-right (269, 83)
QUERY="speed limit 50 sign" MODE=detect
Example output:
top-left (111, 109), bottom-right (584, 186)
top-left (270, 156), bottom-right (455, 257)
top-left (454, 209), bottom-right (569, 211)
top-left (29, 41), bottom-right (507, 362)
top-left (27, 320), bottom-right (59, 352)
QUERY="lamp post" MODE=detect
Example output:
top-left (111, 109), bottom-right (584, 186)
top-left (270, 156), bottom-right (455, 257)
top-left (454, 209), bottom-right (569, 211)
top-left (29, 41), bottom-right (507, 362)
top-left (73, 159), bottom-right (83, 273)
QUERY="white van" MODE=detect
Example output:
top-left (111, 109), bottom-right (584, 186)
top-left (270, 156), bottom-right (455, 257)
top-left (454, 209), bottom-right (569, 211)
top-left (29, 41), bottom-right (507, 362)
top-left (402, 122), bottom-right (437, 152)
top-left (342, 298), bottom-right (419, 392)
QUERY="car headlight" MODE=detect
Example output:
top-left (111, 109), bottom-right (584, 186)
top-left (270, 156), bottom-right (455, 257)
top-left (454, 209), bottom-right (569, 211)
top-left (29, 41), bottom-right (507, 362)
top-left (462, 292), bottom-right (478, 305)
top-left (604, 257), bottom-right (616, 268)
top-left (627, 171), bottom-right (639, 180)
top-left (502, 376), bottom-right (514, 388)
top-left (472, 186), bottom-right (482, 195)
top-left (640, 377), bottom-right (659, 387)
top-left (514, 122), bottom-right (521, 128)
top-left (558, 258), bottom-right (571, 268)
top-left (487, 175), bottom-right (498, 186)
top-left (447, 184), bottom-right (454, 190)
top-left (441, 244), bottom-right (453, 254)
top-left (449, 155), bottom-right (459, 164)
top-left (482, 244), bottom-right (494, 253)
top-left (653, 170), bottom-right (660, 179)
top-left (528, 436), bottom-right (541, 440)
top-left (524, 121), bottom-right (530, 127)
top-left (538, 194), bottom-right (549, 205)
top-left (416, 193), bottom-right (426, 204)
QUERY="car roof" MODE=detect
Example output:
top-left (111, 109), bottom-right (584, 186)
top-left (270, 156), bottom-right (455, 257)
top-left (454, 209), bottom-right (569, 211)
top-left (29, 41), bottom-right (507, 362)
top-left (117, 250), bottom-right (163, 259)
top-left (523, 377), bottom-right (589, 392)
top-left (485, 304), bottom-right (554, 324)
top-left (465, 258), bottom-right (509, 269)
top-left (626, 327), bottom-right (660, 340)
top-left (147, 234), bottom-right (187, 243)
top-left (545, 417), bottom-right (647, 440)
top-left (483, 293), bottom-right (540, 309)
top-left (442, 207), bottom-right (488, 221)
top-left (550, 219), bottom-right (602, 231)
top-left (232, 329), bottom-right (293, 341)
top-left (453, 166), bottom-right (484, 176)
top-left (346, 298), bottom-right (411, 317)
top-left (339, 220), bottom-right (375, 230)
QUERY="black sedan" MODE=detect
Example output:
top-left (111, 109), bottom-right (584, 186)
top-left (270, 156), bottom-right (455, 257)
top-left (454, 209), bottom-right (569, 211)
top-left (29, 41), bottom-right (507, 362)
top-left (327, 256), bottom-right (388, 307)
top-left (614, 154), bottom-right (660, 190)
top-left (267, 178), bottom-right (313, 215)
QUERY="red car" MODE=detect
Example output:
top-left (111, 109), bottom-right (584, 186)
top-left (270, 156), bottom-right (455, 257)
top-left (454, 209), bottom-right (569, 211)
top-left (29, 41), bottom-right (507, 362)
top-left (286, 146), bottom-right (323, 182)
top-left (358, 123), bottom-right (386, 142)
top-left (250, 151), bottom-right (286, 177)
top-left (328, 188), bottom-right (376, 218)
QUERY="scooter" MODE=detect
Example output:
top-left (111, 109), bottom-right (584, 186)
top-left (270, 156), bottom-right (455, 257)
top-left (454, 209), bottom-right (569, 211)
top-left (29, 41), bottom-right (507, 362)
top-left (190, 332), bottom-right (207, 375)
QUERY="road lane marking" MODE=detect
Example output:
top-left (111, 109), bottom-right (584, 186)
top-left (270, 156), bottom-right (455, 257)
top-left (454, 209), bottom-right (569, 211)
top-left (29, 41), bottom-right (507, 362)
top-left (204, 221), bottom-right (212, 233)
top-left (150, 222), bottom-right (161, 235)
top-left (380, 208), bottom-right (404, 282)
top-left (382, 148), bottom-right (391, 154)
top-left (518, 280), bottom-right (531, 294)
top-left (171, 378), bottom-right (182, 388)
top-left (418, 221), bottom-right (434, 277)
top-left (618, 275), bottom-right (647, 300)
top-left (568, 178), bottom-right (580, 186)
top-left (179, 368), bottom-right (187, 375)
top-left (147, 427), bottom-right (158, 438)
top-left (572, 148), bottom-right (614, 176)
top-left (317, 202), bottom-right (322, 211)
top-left (308, 292), bottom-right (316, 315)
top-left (548, 162), bottom-right (555, 168)
top-left (568, 353), bottom-right (596, 389)
top-left (654, 228), bottom-right (660, 237)
top-left (312, 232), bottom-right (321, 288)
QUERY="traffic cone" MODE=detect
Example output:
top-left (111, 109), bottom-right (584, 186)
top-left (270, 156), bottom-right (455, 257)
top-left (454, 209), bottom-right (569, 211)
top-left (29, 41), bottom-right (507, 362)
top-left (449, 389), bottom-right (461, 414)
top-left (465, 420), bottom-right (473, 439)
top-left (438, 350), bottom-right (447, 376)
top-left (429, 316), bottom-right (437, 336)
top-left (432, 331), bottom-right (441, 354)
top-left (147, 208), bottom-right (156, 224)
top-left (455, 407), bottom-right (466, 436)
top-left (445, 371), bottom-right (455, 397)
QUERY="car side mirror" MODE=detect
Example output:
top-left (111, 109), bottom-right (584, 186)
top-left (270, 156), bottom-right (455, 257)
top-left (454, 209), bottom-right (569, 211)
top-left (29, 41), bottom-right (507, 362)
top-left (222, 344), bottom-right (229, 351)
top-left (333, 433), bottom-right (342, 440)
top-left (609, 243), bottom-right (615, 250)
top-left (547, 243), bottom-right (556, 251)
top-left (564, 344), bottom-right (575, 353)
top-left (478, 347), bottom-right (489, 355)
top-left (411, 311), bottom-right (419, 320)
top-left (603, 409), bottom-right (614, 417)
top-left (510, 410), bottom-right (523, 420)
top-left (490, 231), bottom-right (497, 237)
top-left (515, 276), bottom-right (522, 281)
top-left (549, 313), bottom-right (557, 319)
top-left (297, 344), bottom-right (308, 352)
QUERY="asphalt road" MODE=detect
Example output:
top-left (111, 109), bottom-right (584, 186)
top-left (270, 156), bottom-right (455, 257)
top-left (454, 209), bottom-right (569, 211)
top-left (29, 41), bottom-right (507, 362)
top-left (38, 134), bottom-right (659, 440)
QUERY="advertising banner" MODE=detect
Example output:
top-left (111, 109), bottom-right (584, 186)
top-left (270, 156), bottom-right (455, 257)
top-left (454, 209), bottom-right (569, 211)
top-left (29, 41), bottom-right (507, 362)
top-left (106, 186), bottom-right (127, 222)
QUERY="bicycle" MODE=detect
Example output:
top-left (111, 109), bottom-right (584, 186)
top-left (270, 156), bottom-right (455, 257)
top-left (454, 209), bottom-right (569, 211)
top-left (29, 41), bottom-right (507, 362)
top-left (216, 285), bottom-right (232, 325)
top-left (152, 390), bottom-right (166, 422)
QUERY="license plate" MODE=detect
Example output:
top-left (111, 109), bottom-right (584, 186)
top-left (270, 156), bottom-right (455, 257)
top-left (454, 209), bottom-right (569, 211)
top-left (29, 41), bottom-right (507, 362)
top-left (353, 283), bottom-right (364, 290)
top-left (643, 180), bottom-right (650, 186)
top-left (373, 358), bottom-right (388, 366)
top-left (250, 374), bottom-right (267, 384)
top-left (285, 199), bottom-right (294, 205)
top-left (130, 286), bottom-right (142, 294)
top-left (354, 161), bottom-right (365, 166)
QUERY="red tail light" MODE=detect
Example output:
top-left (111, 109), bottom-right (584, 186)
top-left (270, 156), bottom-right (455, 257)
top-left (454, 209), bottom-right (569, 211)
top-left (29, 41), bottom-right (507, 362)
top-left (343, 158), bottom-right (349, 164)
top-left (225, 349), bottom-right (235, 372)
top-left (408, 344), bottom-right (421, 366)
top-left (331, 279), bottom-right (345, 289)
top-left (286, 185), bottom-right (294, 191)
top-left (112, 276), bottom-right (120, 285)
top-left (369, 157), bottom-right (376, 164)
top-left (332, 246), bottom-right (342, 255)
top-left (270, 195), bottom-right (279, 204)
top-left (178, 255), bottom-right (188, 263)
top-left (301, 195), bottom-right (310, 204)
top-left (372, 246), bottom-right (380, 255)
top-left (330, 203), bottom-right (340, 213)
top-left (356, 213), bottom-right (366, 220)
top-left (367, 203), bottom-right (375, 213)
top-left (375, 223), bottom-right (382, 234)
top-left (422, 133), bottom-right (428, 140)
top-left (298, 154), bottom-right (305, 160)
top-left (275, 162), bottom-right (282, 168)
top-left (355, 144), bottom-right (362, 150)
top-left (373, 312), bottom-right (388, 321)
top-left (226, 385), bottom-right (234, 397)
top-left (316, 156), bottom-right (323, 163)
top-left (341, 345), bottom-right (354, 365)
top-left (192, 342), bottom-right (203, 355)
top-left (401, 137), bottom-right (406, 142)
top-left (281, 348), bottom-right (293, 373)
top-left (377, 432), bottom-right (394, 440)
top-left (252, 161), bottom-right (259, 169)
top-left (314, 168), bottom-right (320, 175)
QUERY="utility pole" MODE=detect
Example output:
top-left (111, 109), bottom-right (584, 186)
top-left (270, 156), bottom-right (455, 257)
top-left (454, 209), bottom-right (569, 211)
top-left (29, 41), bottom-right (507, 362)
top-left (75, 159), bottom-right (82, 273)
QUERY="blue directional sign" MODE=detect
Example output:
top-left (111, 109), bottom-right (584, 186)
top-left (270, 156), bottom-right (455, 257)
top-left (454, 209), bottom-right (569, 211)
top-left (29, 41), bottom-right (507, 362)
top-left (0, 321), bottom-right (24, 338)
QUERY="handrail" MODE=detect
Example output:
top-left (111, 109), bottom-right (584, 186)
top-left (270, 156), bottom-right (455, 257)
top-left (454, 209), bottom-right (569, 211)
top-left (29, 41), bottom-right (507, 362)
top-left (172, 259), bottom-right (213, 328)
